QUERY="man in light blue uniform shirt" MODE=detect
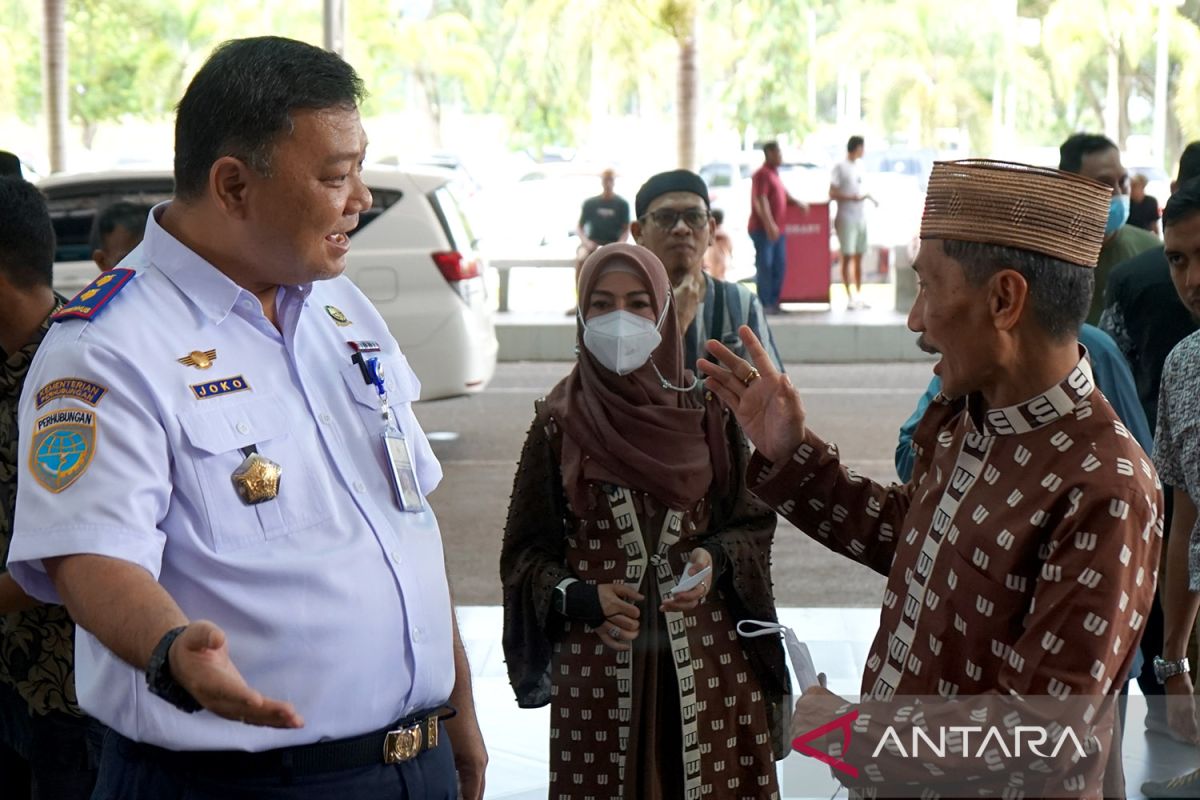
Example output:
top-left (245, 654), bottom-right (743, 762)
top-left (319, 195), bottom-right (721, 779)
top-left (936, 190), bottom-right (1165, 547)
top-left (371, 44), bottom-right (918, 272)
top-left (7, 37), bottom-right (485, 799)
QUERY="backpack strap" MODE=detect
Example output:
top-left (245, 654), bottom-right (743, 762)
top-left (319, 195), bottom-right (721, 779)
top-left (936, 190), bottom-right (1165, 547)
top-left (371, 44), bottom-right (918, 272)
top-left (706, 278), bottom-right (727, 364)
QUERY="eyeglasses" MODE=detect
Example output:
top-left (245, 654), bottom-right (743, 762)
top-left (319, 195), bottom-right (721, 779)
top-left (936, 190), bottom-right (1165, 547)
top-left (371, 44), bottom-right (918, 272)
top-left (644, 208), bottom-right (710, 230)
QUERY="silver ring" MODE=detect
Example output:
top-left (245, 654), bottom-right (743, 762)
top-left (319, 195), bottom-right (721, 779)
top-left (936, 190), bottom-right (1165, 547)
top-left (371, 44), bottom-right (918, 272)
top-left (608, 626), bottom-right (621, 639)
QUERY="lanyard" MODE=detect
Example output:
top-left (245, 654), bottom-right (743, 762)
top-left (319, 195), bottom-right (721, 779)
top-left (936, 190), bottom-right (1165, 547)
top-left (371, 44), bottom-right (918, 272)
top-left (348, 342), bottom-right (424, 513)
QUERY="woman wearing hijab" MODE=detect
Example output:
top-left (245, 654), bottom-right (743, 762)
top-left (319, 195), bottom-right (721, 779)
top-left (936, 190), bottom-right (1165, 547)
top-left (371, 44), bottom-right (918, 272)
top-left (500, 243), bottom-right (788, 799)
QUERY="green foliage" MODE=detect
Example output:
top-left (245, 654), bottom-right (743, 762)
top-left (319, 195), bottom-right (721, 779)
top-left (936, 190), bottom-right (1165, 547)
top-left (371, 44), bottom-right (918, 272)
top-left (713, 0), bottom-right (817, 141)
top-left (6, 0), bottom-right (1199, 159)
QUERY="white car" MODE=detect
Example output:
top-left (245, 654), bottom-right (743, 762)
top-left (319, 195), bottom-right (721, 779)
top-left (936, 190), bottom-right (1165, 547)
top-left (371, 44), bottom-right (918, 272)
top-left (38, 166), bottom-right (498, 401)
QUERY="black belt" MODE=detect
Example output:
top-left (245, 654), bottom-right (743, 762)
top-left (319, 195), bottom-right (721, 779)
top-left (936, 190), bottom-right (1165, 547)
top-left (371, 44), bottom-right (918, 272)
top-left (120, 705), bottom-right (455, 780)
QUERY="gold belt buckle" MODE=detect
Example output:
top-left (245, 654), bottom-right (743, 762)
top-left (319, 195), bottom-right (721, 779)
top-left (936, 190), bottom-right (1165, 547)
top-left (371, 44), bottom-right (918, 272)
top-left (383, 724), bottom-right (423, 764)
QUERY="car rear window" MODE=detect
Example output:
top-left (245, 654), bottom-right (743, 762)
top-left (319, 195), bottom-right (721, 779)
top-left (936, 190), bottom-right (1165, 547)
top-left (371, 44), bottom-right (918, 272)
top-left (348, 188), bottom-right (403, 237)
top-left (700, 164), bottom-right (732, 188)
top-left (428, 184), bottom-right (476, 254)
top-left (43, 178), bottom-right (174, 263)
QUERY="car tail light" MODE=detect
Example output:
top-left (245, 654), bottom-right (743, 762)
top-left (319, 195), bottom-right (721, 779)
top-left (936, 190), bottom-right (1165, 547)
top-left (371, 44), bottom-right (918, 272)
top-left (432, 251), bottom-right (480, 282)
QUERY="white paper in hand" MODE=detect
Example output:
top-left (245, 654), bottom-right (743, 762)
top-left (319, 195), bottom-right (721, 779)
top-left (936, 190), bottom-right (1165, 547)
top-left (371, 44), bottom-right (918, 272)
top-left (673, 564), bottom-right (712, 593)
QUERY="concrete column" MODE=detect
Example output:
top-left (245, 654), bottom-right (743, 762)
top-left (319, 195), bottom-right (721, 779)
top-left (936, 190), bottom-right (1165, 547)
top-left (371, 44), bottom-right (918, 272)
top-left (324, 0), bottom-right (346, 56)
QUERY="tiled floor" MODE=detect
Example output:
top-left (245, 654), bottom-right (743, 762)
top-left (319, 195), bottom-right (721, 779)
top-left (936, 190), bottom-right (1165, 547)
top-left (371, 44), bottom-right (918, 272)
top-left (459, 606), bottom-right (1200, 799)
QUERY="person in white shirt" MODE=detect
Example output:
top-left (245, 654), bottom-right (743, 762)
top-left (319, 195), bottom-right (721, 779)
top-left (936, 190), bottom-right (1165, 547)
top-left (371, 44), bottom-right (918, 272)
top-left (829, 136), bottom-right (876, 309)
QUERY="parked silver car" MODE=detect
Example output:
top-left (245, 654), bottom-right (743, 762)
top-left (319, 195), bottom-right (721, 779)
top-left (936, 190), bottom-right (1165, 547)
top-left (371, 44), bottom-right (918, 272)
top-left (38, 166), bottom-right (498, 400)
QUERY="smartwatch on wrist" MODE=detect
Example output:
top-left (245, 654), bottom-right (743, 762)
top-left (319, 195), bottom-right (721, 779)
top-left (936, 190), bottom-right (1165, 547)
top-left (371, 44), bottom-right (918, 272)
top-left (1154, 655), bottom-right (1190, 684)
top-left (553, 578), bottom-right (579, 615)
top-left (146, 625), bottom-right (203, 713)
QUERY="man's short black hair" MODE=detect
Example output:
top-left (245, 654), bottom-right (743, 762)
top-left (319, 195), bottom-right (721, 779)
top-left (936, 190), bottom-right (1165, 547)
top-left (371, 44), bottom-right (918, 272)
top-left (0, 177), bottom-right (55, 289)
top-left (762, 141), bottom-right (780, 155)
top-left (1178, 141), bottom-right (1200, 185)
top-left (89, 202), bottom-right (151, 253)
top-left (847, 136), bottom-right (864, 153)
top-left (711, 208), bottom-right (724, 226)
top-left (1163, 177), bottom-right (1200, 229)
top-left (1058, 133), bottom-right (1118, 174)
top-left (174, 36), bottom-right (365, 201)
top-left (943, 239), bottom-right (1094, 340)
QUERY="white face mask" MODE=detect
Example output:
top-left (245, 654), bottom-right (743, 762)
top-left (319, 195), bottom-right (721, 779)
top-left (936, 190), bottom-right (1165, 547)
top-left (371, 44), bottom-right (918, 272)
top-left (581, 307), bottom-right (666, 375)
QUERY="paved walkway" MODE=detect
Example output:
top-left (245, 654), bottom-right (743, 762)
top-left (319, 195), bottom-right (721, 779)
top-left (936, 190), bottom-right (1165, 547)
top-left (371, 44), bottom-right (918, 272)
top-left (461, 605), bottom-right (1200, 800)
top-left (494, 284), bottom-right (928, 363)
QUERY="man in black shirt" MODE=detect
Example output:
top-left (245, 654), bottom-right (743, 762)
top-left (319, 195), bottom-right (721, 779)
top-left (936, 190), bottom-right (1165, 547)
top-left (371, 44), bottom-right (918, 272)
top-left (574, 169), bottom-right (630, 281)
top-left (1101, 143), bottom-right (1200, 431)
top-left (1099, 142), bottom-right (1200, 742)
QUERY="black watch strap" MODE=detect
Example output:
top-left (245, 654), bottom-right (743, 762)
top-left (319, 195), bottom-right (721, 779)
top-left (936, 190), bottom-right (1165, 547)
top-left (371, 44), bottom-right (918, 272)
top-left (565, 582), bottom-right (605, 627)
top-left (146, 625), bottom-right (203, 713)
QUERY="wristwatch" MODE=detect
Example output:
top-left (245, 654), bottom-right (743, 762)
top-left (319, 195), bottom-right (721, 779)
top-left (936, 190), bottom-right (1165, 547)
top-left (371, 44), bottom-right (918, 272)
top-left (146, 625), bottom-right (203, 713)
top-left (1154, 655), bottom-right (1190, 684)
top-left (553, 578), bottom-right (578, 615)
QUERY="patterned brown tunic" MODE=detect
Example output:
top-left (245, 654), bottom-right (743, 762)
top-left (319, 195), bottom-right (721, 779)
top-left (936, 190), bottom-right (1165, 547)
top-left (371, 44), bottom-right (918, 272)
top-left (750, 355), bottom-right (1162, 797)
top-left (0, 295), bottom-right (82, 717)
top-left (502, 402), bottom-right (789, 800)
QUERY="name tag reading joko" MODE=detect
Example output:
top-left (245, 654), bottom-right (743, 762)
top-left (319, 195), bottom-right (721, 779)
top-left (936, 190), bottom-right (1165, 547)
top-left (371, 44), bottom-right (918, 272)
top-left (190, 375), bottom-right (251, 400)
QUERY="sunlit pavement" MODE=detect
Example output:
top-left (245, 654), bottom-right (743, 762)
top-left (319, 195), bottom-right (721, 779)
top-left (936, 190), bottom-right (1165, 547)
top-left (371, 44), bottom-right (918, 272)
top-left (459, 605), bottom-right (1200, 800)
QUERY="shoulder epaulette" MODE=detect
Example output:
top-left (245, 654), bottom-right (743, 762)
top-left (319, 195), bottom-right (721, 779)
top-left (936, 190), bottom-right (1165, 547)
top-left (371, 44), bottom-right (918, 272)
top-left (52, 268), bottom-right (135, 323)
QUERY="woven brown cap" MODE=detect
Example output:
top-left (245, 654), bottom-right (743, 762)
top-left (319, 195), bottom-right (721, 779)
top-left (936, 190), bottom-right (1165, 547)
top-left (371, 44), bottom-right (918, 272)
top-left (919, 159), bottom-right (1110, 267)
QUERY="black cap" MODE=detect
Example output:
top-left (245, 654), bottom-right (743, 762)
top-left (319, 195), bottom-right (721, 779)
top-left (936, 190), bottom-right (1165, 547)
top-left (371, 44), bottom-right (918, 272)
top-left (635, 169), bottom-right (710, 219)
top-left (0, 151), bottom-right (22, 179)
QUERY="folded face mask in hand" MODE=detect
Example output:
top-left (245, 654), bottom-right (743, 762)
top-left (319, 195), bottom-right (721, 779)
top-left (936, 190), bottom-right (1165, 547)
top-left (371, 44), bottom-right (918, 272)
top-left (738, 619), bottom-right (824, 747)
top-left (738, 619), bottom-right (820, 689)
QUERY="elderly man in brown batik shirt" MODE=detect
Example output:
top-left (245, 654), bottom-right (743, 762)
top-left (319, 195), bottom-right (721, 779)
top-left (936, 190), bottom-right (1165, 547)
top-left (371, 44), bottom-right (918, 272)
top-left (700, 160), bottom-right (1163, 798)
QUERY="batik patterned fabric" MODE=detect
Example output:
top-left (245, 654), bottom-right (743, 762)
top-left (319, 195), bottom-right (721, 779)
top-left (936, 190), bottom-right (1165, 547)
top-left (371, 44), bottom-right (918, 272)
top-left (1154, 330), bottom-right (1200, 588)
top-left (502, 404), bottom-right (787, 800)
top-left (0, 295), bottom-right (81, 716)
top-left (750, 353), bottom-right (1163, 797)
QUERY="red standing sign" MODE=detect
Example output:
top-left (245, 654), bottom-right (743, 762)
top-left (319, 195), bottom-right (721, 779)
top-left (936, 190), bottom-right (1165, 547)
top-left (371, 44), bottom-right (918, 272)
top-left (779, 201), bottom-right (832, 304)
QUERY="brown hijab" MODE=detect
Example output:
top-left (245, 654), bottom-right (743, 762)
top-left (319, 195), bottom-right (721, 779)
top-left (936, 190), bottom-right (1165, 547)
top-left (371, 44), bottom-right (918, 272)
top-left (544, 243), bottom-right (729, 512)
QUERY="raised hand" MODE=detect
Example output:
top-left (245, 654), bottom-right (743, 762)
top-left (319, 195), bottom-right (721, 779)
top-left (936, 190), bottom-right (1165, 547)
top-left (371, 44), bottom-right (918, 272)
top-left (169, 620), bottom-right (304, 728)
top-left (697, 325), bottom-right (808, 463)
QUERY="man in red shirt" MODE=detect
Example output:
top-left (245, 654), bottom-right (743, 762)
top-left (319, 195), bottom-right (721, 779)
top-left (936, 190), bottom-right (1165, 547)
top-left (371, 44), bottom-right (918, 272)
top-left (748, 141), bottom-right (807, 314)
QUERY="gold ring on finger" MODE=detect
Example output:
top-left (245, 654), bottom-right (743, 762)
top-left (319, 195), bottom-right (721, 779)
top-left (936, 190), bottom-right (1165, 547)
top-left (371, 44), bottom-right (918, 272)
top-left (741, 367), bottom-right (761, 386)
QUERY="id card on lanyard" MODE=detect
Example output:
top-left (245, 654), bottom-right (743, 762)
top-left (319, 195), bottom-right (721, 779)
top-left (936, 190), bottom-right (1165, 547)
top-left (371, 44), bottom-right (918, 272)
top-left (349, 342), bottom-right (425, 512)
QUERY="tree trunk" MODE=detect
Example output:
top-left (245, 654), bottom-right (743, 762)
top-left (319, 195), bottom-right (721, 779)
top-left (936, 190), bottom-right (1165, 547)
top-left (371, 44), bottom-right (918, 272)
top-left (42, 0), bottom-right (67, 172)
top-left (676, 13), bottom-right (697, 171)
top-left (1104, 38), bottom-right (1120, 143)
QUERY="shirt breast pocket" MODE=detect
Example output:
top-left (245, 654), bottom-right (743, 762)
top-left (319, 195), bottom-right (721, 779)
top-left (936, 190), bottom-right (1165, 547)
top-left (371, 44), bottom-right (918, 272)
top-left (938, 543), bottom-right (1031, 636)
top-left (178, 397), bottom-right (333, 553)
top-left (339, 358), bottom-right (420, 435)
top-left (339, 358), bottom-right (441, 499)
